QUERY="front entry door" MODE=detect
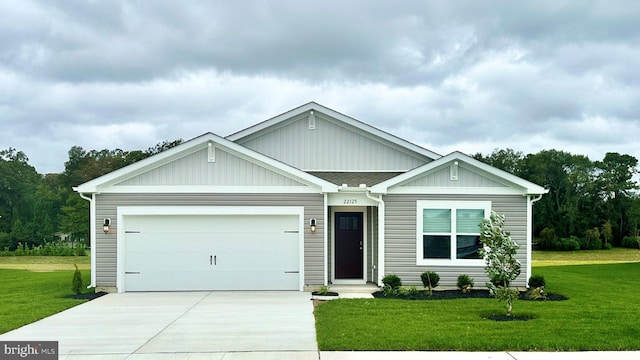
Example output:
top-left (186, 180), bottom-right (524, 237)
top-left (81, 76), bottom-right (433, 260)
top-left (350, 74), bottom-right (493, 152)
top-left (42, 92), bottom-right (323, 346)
top-left (334, 212), bottom-right (364, 279)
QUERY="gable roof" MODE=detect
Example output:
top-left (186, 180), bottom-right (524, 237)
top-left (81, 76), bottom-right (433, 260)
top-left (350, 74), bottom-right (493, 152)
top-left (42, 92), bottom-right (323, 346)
top-left (370, 151), bottom-right (548, 195)
top-left (226, 102), bottom-right (442, 160)
top-left (74, 132), bottom-right (339, 193)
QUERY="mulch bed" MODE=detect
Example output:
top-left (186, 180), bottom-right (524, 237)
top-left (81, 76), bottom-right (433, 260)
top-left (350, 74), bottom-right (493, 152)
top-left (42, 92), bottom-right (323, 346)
top-left (67, 291), bottom-right (109, 300)
top-left (372, 289), bottom-right (568, 301)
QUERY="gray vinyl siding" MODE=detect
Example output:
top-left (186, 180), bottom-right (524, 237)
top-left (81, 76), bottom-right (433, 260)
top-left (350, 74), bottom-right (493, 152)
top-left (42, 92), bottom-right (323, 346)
top-left (116, 147), bottom-right (303, 187)
top-left (384, 194), bottom-right (528, 287)
top-left (237, 112), bottom-right (430, 171)
top-left (94, 193), bottom-right (324, 289)
top-left (402, 164), bottom-right (508, 188)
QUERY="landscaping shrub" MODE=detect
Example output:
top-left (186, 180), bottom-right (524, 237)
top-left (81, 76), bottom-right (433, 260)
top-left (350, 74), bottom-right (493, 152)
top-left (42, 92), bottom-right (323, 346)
top-left (382, 274), bottom-right (402, 290)
top-left (72, 264), bottom-right (83, 295)
top-left (420, 271), bottom-right (440, 291)
top-left (585, 228), bottom-right (602, 250)
top-left (528, 274), bottom-right (546, 288)
top-left (457, 274), bottom-right (474, 293)
top-left (621, 236), bottom-right (640, 249)
top-left (603, 243), bottom-right (613, 250)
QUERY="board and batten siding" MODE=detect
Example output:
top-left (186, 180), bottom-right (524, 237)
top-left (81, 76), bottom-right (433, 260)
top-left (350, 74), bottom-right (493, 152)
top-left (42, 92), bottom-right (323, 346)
top-left (383, 194), bottom-right (528, 287)
top-left (94, 193), bottom-right (324, 289)
top-left (116, 147), bottom-right (304, 187)
top-left (402, 164), bottom-right (509, 188)
top-left (237, 112), bottom-right (430, 172)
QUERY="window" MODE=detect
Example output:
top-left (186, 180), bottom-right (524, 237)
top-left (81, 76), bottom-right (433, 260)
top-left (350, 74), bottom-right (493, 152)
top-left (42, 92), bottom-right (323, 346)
top-left (417, 201), bottom-right (491, 265)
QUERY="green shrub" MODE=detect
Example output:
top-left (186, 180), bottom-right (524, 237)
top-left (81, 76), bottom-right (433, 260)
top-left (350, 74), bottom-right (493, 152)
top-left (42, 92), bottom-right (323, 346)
top-left (420, 271), bottom-right (440, 295)
top-left (420, 271), bottom-right (440, 289)
top-left (603, 243), bottom-right (613, 250)
top-left (457, 274), bottom-right (474, 293)
top-left (621, 236), bottom-right (640, 249)
top-left (72, 264), bottom-right (83, 295)
top-left (528, 274), bottom-right (546, 288)
top-left (382, 274), bottom-right (402, 290)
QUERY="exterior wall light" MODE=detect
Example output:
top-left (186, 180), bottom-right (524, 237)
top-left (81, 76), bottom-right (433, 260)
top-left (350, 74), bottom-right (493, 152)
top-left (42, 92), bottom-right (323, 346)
top-left (103, 218), bottom-right (111, 234)
top-left (309, 218), bottom-right (317, 233)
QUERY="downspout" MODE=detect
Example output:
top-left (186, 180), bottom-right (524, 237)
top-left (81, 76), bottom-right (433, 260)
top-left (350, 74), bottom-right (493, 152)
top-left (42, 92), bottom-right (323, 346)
top-left (526, 194), bottom-right (544, 288)
top-left (365, 190), bottom-right (384, 286)
top-left (74, 189), bottom-right (96, 289)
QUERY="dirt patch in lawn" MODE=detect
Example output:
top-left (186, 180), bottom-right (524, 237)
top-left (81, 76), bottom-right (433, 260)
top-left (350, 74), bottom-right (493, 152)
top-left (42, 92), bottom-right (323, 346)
top-left (0, 263), bottom-right (91, 272)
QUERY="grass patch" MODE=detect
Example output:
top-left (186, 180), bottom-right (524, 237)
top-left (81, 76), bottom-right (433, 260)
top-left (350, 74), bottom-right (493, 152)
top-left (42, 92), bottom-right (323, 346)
top-left (532, 247), bottom-right (640, 266)
top-left (0, 269), bottom-right (93, 334)
top-left (0, 256), bottom-right (90, 271)
top-left (315, 262), bottom-right (640, 351)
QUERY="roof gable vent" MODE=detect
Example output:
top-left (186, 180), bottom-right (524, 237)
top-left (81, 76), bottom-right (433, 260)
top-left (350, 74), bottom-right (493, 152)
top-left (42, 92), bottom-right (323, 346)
top-left (308, 110), bottom-right (316, 130)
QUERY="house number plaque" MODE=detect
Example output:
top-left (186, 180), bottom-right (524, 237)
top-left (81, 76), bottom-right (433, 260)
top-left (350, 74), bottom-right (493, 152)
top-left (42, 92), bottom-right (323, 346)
top-left (343, 198), bottom-right (358, 204)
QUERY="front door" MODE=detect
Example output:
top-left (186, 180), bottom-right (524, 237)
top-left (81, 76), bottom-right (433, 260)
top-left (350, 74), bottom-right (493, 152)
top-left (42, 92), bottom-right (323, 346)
top-left (334, 212), bottom-right (364, 279)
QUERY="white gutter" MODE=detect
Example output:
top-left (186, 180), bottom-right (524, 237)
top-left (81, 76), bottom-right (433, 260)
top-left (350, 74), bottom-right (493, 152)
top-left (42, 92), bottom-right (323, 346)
top-left (74, 188), bottom-right (96, 289)
top-left (365, 189), bottom-right (385, 286)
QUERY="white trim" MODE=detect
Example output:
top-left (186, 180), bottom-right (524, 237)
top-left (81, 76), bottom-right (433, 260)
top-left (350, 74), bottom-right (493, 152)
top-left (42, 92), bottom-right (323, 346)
top-left (99, 185), bottom-right (323, 194)
top-left (416, 200), bottom-right (491, 267)
top-left (330, 206), bottom-right (367, 285)
top-left (226, 102), bottom-right (442, 160)
top-left (90, 193), bottom-right (96, 288)
top-left (116, 206), bottom-right (305, 293)
top-left (526, 196), bottom-right (533, 287)
top-left (377, 196), bottom-right (385, 286)
top-left (384, 187), bottom-right (527, 195)
top-left (323, 193), bottom-right (329, 286)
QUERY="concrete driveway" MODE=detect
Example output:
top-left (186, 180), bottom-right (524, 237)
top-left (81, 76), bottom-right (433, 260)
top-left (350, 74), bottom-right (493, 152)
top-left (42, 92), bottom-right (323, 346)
top-left (0, 291), bottom-right (318, 359)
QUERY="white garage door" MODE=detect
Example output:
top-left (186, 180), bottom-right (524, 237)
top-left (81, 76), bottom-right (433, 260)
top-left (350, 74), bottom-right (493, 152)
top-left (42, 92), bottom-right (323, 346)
top-left (123, 214), bottom-right (300, 291)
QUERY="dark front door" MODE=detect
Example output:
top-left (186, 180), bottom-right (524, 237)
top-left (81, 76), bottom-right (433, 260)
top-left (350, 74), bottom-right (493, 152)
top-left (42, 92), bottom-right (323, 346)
top-left (335, 212), bottom-right (364, 279)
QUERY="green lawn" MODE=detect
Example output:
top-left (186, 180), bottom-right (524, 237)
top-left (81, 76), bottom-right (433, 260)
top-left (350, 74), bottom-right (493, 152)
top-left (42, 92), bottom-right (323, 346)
top-left (315, 261), bottom-right (640, 351)
top-left (0, 269), bottom-right (93, 334)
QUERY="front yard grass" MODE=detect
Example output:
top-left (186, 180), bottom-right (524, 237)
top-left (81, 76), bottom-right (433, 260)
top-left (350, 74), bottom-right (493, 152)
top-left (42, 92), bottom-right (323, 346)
top-left (315, 262), bottom-right (640, 351)
top-left (0, 268), bottom-right (93, 334)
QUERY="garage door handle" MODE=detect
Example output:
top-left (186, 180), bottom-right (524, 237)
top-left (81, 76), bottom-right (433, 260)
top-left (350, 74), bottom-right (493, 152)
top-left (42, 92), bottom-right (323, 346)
top-left (210, 255), bottom-right (212, 265)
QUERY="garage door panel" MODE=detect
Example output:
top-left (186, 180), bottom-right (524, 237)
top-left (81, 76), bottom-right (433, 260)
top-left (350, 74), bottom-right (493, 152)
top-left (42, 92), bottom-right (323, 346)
top-left (123, 213), bottom-right (301, 291)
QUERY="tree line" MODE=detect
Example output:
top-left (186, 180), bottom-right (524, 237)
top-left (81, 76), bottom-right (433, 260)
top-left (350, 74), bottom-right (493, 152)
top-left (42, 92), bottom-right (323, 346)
top-left (0, 144), bottom-right (638, 251)
top-left (0, 140), bottom-right (182, 251)
top-left (474, 149), bottom-right (640, 249)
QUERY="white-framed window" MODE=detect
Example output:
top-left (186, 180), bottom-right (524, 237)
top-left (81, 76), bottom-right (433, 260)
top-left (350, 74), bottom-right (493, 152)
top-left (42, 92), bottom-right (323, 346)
top-left (416, 200), bottom-right (491, 266)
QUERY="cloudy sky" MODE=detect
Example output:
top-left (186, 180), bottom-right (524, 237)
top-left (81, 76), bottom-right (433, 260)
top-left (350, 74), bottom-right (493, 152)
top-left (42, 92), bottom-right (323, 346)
top-left (1, 1), bottom-right (639, 174)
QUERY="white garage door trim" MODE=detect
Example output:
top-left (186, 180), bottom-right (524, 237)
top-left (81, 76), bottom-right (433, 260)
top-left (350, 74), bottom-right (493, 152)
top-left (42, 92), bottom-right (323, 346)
top-left (116, 206), bottom-right (305, 293)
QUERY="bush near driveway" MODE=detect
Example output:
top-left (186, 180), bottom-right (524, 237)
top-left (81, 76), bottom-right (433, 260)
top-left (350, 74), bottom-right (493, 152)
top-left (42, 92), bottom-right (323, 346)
top-left (314, 262), bottom-right (640, 351)
top-left (0, 269), bottom-right (92, 334)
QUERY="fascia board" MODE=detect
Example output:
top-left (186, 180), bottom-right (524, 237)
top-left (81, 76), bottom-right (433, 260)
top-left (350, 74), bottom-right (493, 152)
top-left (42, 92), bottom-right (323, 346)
top-left (371, 151), bottom-right (548, 195)
top-left (226, 101), bottom-right (442, 160)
